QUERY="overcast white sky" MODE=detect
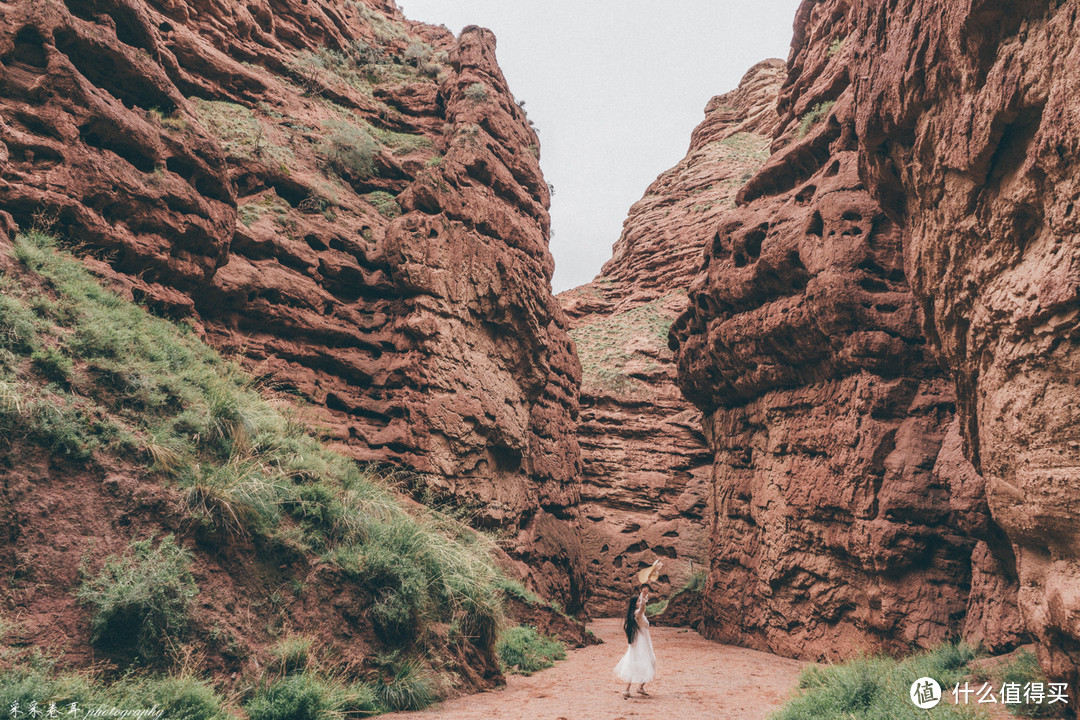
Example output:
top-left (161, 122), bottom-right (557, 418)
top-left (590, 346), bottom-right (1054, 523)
top-left (399, 1), bottom-right (803, 292)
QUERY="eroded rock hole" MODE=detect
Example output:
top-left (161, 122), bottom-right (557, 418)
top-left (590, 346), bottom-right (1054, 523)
top-left (54, 28), bottom-right (173, 111)
top-left (987, 103), bottom-right (1045, 186)
top-left (63, 0), bottom-right (153, 50)
top-left (304, 234), bottom-right (329, 251)
top-left (711, 231), bottom-right (730, 259)
top-left (166, 157), bottom-right (232, 204)
top-left (794, 184), bottom-right (816, 205)
top-left (80, 118), bottom-right (156, 172)
top-left (6, 26), bottom-right (48, 69)
top-left (807, 210), bottom-right (824, 236)
top-left (492, 445), bottom-right (523, 475)
top-left (859, 276), bottom-right (889, 293)
top-left (745, 225), bottom-right (767, 260)
top-left (269, 180), bottom-right (308, 208)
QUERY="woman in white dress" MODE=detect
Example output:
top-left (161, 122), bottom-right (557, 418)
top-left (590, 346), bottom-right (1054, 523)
top-left (614, 583), bottom-right (656, 698)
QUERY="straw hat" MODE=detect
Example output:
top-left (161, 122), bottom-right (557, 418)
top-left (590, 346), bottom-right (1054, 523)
top-left (637, 559), bottom-right (663, 585)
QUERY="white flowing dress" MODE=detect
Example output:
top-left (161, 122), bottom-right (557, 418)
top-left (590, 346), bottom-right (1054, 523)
top-left (614, 596), bottom-right (656, 683)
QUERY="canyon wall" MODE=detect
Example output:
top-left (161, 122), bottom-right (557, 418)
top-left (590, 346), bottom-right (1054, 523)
top-left (559, 61), bottom-right (785, 615)
top-left (669, 3), bottom-right (1026, 659)
top-left (0, 0), bottom-right (584, 607)
top-left (850, 0), bottom-right (1080, 696)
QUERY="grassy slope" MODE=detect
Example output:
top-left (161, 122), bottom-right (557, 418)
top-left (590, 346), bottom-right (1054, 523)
top-left (569, 294), bottom-right (680, 393)
top-left (0, 230), bottom-right (553, 716)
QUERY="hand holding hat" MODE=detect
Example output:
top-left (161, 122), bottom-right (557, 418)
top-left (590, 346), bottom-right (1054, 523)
top-left (637, 559), bottom-right (663, 585)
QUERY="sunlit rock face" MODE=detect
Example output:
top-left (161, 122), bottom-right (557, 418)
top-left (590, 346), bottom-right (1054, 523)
top-left (558, 60), bottom-right (785, 615)
top-left (0, 0), bottom-right (585, 608)
top-left (851, 0), bottom-right (1080, 694)
top-left (669, 0), bottom-right (1025, 660)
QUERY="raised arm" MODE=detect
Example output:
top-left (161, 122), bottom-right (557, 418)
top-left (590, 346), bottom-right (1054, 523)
top-left (635, 594), bottom-right (646, 619)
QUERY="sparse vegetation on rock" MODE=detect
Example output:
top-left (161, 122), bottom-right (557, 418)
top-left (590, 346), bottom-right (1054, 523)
top-left (798, 100), bottom-right (835, 137)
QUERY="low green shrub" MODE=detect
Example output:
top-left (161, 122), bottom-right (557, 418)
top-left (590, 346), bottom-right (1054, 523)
top-left (464, 83), bottom-right (489, 103)
top-left (0, 667), bottom-right (95, 715)
top-left (494, 577), bottom-right (540, 605)
top-left (181, 460), bottom-right (283, 538)
top-left (320, 120), bottom-right (378, 178)
top-left (76, 535), bottom-right (198, 660)
top-left (772, 642), bottom-right (980, 719)
top-left (682, 569), bottom-right (707, 592)
top-left (22, 395), bottom-right (99, 460)
top-left (363, 191), bottom-right (401, 219)
top-left (245, 673), bottom-right (332, 720)
top-left (645, 598), bottom-right (668, 615)
top-left (403, 41), bottom-right (431, 67)
top-left (113, 674), bottom-right (227, 720)
top-left (0, 666), bottom-right (227, 720)
top-left (246, 672), bottom-right (383, 720)
top-left (497, 625), bottom-right (566, 675)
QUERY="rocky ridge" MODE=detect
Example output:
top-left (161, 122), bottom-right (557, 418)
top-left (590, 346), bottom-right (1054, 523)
top-left (558, 60), bottom-right (785, 615)
top-left (0, 0), bottom-right (584, 607)
top-left (850, 0), bottom-right (1080, 698)
top-left (669, 2), bottom-right (1026, 660)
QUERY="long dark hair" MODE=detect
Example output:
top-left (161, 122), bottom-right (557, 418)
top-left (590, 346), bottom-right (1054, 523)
top-left (623, 594), bottom-right (639, 644)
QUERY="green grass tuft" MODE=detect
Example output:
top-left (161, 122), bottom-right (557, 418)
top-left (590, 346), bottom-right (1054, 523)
top-left (497, 626), bottom-right (566, 676)
top-left (269, 635), bottom-right (317, 676)
top-left (373, 658), bottom-right (437, 711)
top-left (76, 534), bottom-right (198, 661)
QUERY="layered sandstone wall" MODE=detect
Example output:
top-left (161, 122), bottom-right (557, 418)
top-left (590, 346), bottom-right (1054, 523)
top-left (850, 0), bottom-right (1080, 695)
top-left (0, 0), bottom-right (584, 607)
top-left (669, 1), bottom-right (1025, 659)
top-left (559, 61), bottom-right (785, 615)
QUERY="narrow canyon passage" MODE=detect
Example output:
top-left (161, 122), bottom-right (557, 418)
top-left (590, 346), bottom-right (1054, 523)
top-left (390, 618), bottom-right (806, 720)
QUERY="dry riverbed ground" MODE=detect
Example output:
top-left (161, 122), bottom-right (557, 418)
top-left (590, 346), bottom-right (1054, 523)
top-left (393, 618), bottom-right (807, 720)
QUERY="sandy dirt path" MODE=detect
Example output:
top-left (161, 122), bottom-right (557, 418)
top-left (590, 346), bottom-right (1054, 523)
top-left (392, 618), bottom-right (807, 720)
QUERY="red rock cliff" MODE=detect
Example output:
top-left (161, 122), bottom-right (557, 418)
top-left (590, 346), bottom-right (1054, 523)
top-left (850, 0), bottom-right (1080, 696)
top-left (669, 2), bottom-right (1026, 659)
top-left (0, 0), bottom-right (584, 607)
top-left (558, 60), bottom-right (785, 615)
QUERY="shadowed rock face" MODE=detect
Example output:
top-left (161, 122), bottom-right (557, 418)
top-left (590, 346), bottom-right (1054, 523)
top-left (851, 0), bottom-right (1080, 694)
top-left (669, 1), bottom-right (1025, 660)
top-left (559, 61), bottom-right (785, 615)
top-left (0, 0), bottom-right (584, 608)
